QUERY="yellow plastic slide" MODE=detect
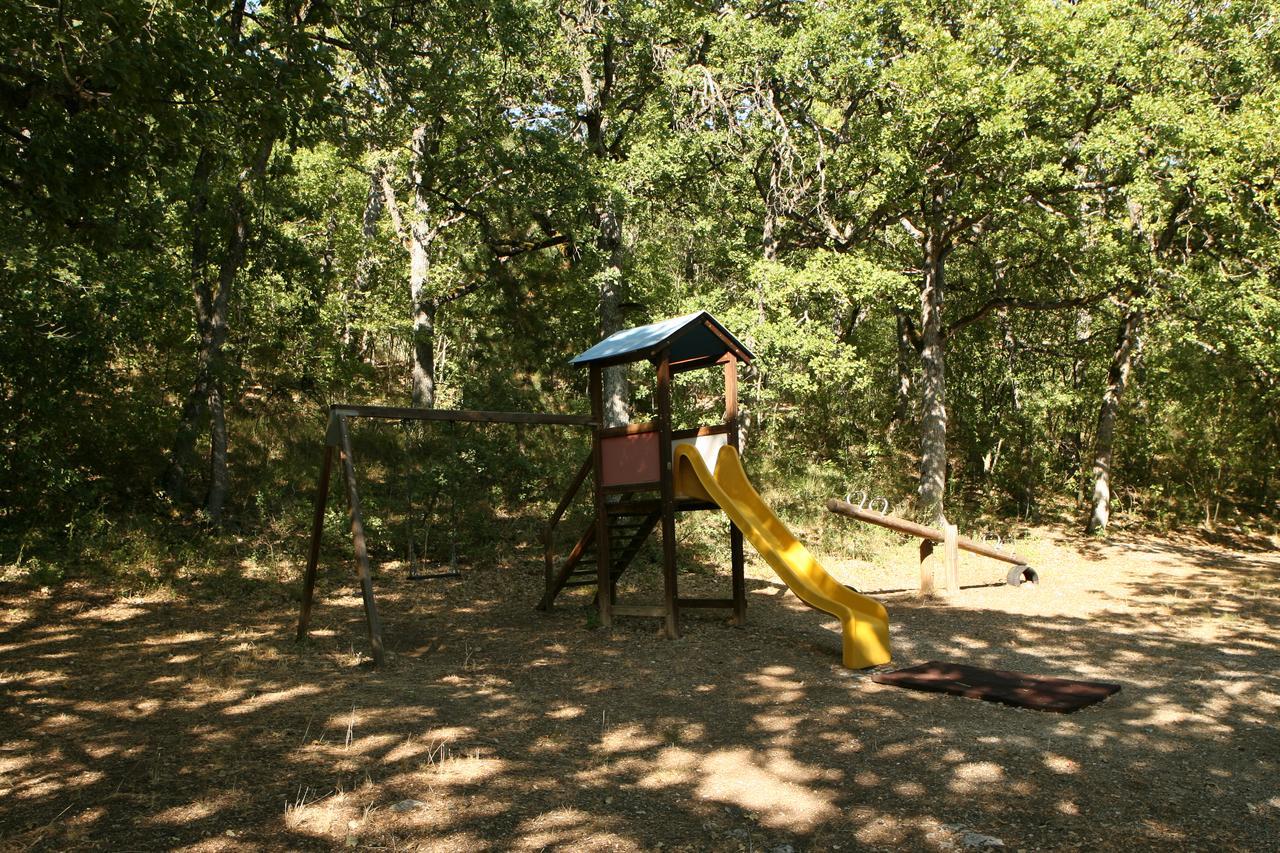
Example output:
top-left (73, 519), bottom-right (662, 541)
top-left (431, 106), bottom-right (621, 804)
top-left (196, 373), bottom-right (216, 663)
top-left (673, 444), bottom-right (891, 669)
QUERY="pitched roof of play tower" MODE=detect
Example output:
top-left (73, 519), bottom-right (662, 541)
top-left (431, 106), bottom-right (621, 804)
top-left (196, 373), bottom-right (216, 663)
top-left (570, 311), bottom-right (753, 370)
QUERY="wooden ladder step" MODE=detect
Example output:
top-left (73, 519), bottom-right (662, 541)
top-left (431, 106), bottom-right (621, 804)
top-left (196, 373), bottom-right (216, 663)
top-left (541, 507), bottom-right (660, 611)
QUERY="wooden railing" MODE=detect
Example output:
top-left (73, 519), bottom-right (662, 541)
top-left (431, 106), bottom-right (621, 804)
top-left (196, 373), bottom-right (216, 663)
top-left (826, 498), bottom-right (1038, 592)
top-left (544, 452), bottom-right (595, 586)
top-left (826, 499), bottom-right (1029, 565)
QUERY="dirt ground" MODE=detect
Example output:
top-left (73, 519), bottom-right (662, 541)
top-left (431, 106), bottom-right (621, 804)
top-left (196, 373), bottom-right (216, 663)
top-left (2, 522), bottom-right (1278, 851)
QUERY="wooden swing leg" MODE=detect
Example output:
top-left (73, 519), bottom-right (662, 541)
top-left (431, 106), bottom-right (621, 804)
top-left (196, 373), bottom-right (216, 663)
top-left (336, 416), bottom-right (386, 666)
top-left (297, 444), bottom-right (334, 641)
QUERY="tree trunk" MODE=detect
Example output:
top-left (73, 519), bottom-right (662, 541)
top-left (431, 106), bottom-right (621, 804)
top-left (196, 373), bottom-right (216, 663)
top-left (204, 133), bottom-right (274, 522)
top-left (409, 125), bottom-right (438, 409)
top-left (164, 127), bottom-right (274, 523)
top-left (345, 163), bottom-right (384, 355)
top-left (164, 379), bottom-right (208, 502)
top-left (411, 284), bottom-right (437, 408)
top-left (917, 232), bottom-right (950, 523)
top-left (562, 11), bottom-right (631, 429)
top-left (892, 311), bottom-right (915, 429)
top-left (1085, 307), bottom-right (1141, 533)
top-left (163, 148), bottom-right (214, 502)
top-left (761, 150), bottom-right (781, 264)
top-left (596, 194), bottom-right (629, 427)
top-left (1071, 308), bottom-right (1092, 506)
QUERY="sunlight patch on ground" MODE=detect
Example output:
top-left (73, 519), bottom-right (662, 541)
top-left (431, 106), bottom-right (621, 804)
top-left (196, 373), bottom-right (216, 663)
top-left (853, 770), bottom-right (881, 787)
top-left (744, 669), bottom-right (806, 704)
top-left (947, 761), bottom-right (1004, 794)
top-left (143, 631), bottom-right (216, 646)
top-left (635, 745), bottom-right (698, 789)
top-left (892, 780), bottom-right (925, 797)
top-left (853, 812), bottom-right (904, 846)
top-left (76, 605), bottom-right (145, 622)
top-left (422, 751), bottom-right (506, 785)
top-left (222, 684), bottom-right (325, 716)
top-left (381, 736), bottom-right (442, 765)
top-left (149, 791), bottom-right (244, 826)
top-left (513, 807), bottom-right (598, 850)
top-left (600, 723), bottom-right (662, 754)
top-left (695, 747), bottom-right (835, 830)
top-left (1125, 702), bottom-right (1233, 734)
top-left (546, 704), bottom-right (585, 720)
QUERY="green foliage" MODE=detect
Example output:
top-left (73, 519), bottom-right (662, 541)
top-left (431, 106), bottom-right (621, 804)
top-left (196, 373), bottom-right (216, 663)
top-left (2, 0), bottom-right (1278, 575)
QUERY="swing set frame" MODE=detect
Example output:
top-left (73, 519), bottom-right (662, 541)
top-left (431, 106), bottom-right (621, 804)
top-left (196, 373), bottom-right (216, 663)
top-left (296, 404), bottom-right (595, 666)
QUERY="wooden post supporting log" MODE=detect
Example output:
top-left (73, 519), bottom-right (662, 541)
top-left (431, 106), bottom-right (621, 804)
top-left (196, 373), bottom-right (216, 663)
top-left (943, 521), bottom-right (960, 594)
top-left (919, 539), bottom-right (936, 597)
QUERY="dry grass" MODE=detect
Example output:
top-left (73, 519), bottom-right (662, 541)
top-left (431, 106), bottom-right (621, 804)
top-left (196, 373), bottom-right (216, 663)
top-left (1, 521), bottom-right (1277, 851)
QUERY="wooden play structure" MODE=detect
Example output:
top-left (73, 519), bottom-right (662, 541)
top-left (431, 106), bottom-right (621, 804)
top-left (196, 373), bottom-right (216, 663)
top-left (538, 311), bottom-right (752, 636)
top-left (540, 311), bottom-right (889, 666)
top-left (298, 312), bottom-right (893, 669)
top-left (826, 498), bottom-right (1039, 594)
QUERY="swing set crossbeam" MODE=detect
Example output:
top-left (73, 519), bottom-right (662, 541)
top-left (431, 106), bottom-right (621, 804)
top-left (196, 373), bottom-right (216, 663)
top-left (327, 404), bottom-right (595, 428)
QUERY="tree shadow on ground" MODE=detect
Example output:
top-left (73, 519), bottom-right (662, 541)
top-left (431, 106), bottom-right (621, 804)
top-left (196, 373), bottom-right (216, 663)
top-left (2, 526), bottom-right (1277, 851)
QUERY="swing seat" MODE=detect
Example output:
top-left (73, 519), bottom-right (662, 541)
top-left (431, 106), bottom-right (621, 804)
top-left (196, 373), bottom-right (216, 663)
top-left (407, 565), bottom-right (462, 581)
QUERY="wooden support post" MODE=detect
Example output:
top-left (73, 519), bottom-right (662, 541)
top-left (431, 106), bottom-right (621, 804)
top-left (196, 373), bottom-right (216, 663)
top-left (918, 539), bottom-right (936, 597)
top-left (722, 354), bottom-right (739, 425)
top-left (297, 444), bottom-right (334, 640)
top-left (589, 366), bottom-right (612, 628)
top-left (656, 348), bottom-right (680, 638)
top-left (336, 416), bottom-right (386, 666)
top-left (729, 524), bottom-right (746, 625)
top-left (943, 521), bottom-right (960, 594)
top-left (724, 354), bottom-right (746, 625)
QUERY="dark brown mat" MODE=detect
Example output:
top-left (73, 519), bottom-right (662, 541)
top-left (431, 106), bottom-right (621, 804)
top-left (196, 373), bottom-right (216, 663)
top-left (872, 661), bottom-right (1121, 713)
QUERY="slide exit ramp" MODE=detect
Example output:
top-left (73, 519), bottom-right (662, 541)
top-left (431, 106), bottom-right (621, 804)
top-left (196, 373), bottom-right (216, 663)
top-left (673, 445), bottom-right (891, 669)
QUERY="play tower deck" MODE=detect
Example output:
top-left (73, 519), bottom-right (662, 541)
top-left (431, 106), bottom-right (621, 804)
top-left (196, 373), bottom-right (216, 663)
top-left (538, 311), bottom-right (754, 637)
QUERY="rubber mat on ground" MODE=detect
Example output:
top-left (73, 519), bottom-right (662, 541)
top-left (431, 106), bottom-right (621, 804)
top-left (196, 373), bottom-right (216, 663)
top-left (872, 661), bottom-right (1121, 713)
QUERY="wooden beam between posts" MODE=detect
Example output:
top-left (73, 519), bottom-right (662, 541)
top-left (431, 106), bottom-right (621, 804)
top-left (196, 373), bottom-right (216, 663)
top-left (611, 604), bottom-right (668, 618)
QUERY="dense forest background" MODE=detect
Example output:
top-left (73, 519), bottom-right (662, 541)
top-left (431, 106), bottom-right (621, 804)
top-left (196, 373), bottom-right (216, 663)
top-left (3, 0), bottom-right (1278, 576)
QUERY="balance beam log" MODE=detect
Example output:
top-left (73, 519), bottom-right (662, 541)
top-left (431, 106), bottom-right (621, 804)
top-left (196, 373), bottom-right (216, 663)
top-left (825, 499), bottom-right (1030, 567)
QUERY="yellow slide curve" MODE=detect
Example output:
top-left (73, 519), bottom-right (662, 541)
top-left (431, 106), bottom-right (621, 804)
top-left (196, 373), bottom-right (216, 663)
top-left (673, 444), bottom-right (891, 669)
